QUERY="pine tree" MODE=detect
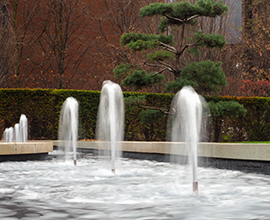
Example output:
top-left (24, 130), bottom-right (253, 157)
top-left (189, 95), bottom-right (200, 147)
top-left (114, 0), bottom-right (246, 141)
top-left (114, 0), bottom-right (228, 94)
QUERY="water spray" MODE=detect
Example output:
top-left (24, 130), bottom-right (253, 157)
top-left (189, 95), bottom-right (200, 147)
top-left (168, 86), bottom-right (204, 194)
top-left (58, 97), bottom-right (79, 165)
top-left (96, 80), bottom-right (124, 173)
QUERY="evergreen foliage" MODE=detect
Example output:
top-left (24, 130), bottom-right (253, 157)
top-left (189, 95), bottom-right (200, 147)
top-left (193, 31), bottom-right (226, 48)
top-left (208, 101), bottom-right (247, 118)
top-left (139, 0), bottom-right (228, 32)
top-left (165, 60), bottom-right (227, 94)
top-left (115, 0), bottom-right (228, 93)
top-left (121, 69), bottom-right (165, 90)
top-left (0, 89), bottom-right (269, 142)
top-left (208, 100), bottom-right (247, 142)
top-left (113, 0), bottom-right (247, 140)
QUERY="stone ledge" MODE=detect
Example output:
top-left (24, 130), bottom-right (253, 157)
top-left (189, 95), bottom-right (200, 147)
top-left (54, 140), bottom-right (270, 162)
top-left (0, 141), bottom-right (53, 155)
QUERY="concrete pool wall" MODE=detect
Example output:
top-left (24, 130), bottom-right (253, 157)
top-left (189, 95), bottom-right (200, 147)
top-left (0, 140), bottom-right (270, 174)
top-left (0, 141), bottom-right (53, 161)
top-left (55, 141), bottom-right (270, 174)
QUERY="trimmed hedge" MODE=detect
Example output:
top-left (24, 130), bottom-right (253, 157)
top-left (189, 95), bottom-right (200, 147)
top-left (0, 89), bottom-right (269, 142)
top-left (205, 96), bottom-right (270, 141)
top-left (0, 89), bottom-right (100, 140)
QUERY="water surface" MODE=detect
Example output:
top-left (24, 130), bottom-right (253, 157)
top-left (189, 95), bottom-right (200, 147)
top-left (0, 152), bottom-right (269, 219)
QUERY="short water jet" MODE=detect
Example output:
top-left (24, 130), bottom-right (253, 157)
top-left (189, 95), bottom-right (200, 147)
top-left (2, 114), bottom-right (28, 142)
top-left (58, 97), bottom-right (79, 165)
top-left (3, 127), bottom-right (14, 142)
top-left (96, 80), bottom-right (124, 173)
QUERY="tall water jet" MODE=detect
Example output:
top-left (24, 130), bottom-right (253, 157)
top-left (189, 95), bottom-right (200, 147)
top-left (58, 97), bottom-right (79, 165)
top-left (167, 86), bottom-right (205, 193)
top-left (96, 80), bottom-right (124, 173)
top-left (19, 114), bottom-right (28, 142)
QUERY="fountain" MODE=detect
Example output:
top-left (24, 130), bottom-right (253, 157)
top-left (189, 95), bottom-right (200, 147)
top-left (58, 97), bottom-right (79, 165)
top-left (1, 86), bottom-right (270, 219)
top-left (96, 80), bottom-right (124, 173)
top-left (14, 123), bottom-right (20, 142)
top-left (2, 114), bottom-right (28, 142)
top-left (0, 155), bottom-right (270, 219)
top-left (19, 114), bottom-right (28, 142)
top-left (3, 127), bottom-right (14, 142)
top-left (167, 86), bottom-right (205, 193)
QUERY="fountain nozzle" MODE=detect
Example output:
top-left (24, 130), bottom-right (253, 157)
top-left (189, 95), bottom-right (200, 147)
top-left (193, 181), bottom-right (198, 193)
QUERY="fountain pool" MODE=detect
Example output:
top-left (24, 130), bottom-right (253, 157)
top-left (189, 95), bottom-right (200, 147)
top-left (0, 151), bottom-right (269, 220)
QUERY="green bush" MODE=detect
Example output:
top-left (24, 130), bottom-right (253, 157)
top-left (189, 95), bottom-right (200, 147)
top-left (205, 96), bottom-right (270, 142)
top-left (0, 89), bottom-right (100, 140)
top-left (0, 89), bottom-right (269, 142)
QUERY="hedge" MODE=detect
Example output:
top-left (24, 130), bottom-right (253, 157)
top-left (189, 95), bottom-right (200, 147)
top-left (0, 88), bottom-right (269, 142)
top-left (0, 89), bottom-right (100, 140)
top-left (205, 96), bottom-right (270, 141)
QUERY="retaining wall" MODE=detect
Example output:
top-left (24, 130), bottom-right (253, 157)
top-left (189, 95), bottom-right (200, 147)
top-left (55, 141), bottom-right (270, 174)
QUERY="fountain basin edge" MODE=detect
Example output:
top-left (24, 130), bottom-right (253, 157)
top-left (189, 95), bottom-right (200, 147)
top-left (55, 140), bottom-right (270, 174)
top-left (0, 141), bottom-right (53, 162)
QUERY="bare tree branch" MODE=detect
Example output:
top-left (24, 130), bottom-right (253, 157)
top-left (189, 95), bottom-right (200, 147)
top-left (187, 14), bottom-right (200, 21)
top-left (159, 42), bottom-right (176, 53)
top-left (157, 60), bottom-right (175, 72)
top-left (178, 43), bottom-right (196, 56)
top-left (165, 15), bottom-right (184, 23)
top-left (151, 67), bottom-right (167, 77)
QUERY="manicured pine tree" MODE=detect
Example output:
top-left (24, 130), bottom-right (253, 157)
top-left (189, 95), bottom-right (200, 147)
top-left (114, 0), bottom-right (246, 142)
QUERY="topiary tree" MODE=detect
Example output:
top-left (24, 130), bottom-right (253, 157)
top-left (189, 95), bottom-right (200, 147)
top-left (114, 0), bottom-right (229, 93)
top-left (113, 0), bottom-right (246, 141)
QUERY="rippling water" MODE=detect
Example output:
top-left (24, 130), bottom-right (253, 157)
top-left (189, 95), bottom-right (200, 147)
top-left (0, 151), bottom-right (270, 219)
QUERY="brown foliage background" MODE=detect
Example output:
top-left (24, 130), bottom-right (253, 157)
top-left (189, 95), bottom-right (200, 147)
top-left (0, 0), bottom-right (268, 97)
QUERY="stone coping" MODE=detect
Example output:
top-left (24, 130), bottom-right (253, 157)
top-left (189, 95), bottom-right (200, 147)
top-left (54, 141), bottom-right (270, 162)
top-left (0, 141), bottom-right (53, 155)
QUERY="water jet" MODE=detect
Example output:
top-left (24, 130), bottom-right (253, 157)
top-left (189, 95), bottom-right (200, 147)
top-left (14, 123), bottom-right (20, 142)
top-left (96, 80), bottom-right (124, 173)
top-left (58, 97), bottom-right (78, 165)
top-left (3, 127), bottom-right (14, 142)
top-left (167, 86), bottom-right (205, 193)
top-left (2, 114), bottom-right (28, 142)
top-left (19, 114), bottom-right (28, 142)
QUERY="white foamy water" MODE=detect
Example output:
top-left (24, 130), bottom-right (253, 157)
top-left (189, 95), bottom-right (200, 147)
top-left (0, 152), bottom-right (270, 219)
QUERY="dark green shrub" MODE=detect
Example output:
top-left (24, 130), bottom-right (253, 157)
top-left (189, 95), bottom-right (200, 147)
top-left (0, 89), bottom-right (269, 142)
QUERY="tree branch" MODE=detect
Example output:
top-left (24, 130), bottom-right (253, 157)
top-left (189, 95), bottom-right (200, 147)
top-left (139, 62), bottom-right (172, 72)
top-left (157, 60), bottom-right (175, 72)
top-left (159, 42), bottom-right (176, 53)
top-left (187, 14), bottom-right (200, 21)
top-left (129, 62), bottom-right (175, 73)
top-left (165, 14), bottom-right (200, 24)
top-left (151, 68), bottom-right (167, 77)
top-left (178, 44), bottom-right (196, 56)
top-left (165, 15), bottom-right (184, 23)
